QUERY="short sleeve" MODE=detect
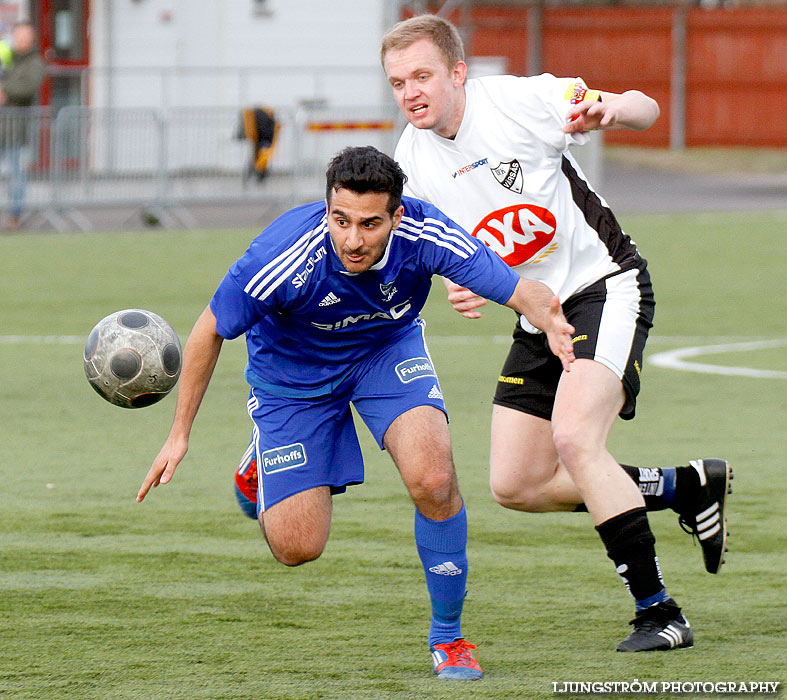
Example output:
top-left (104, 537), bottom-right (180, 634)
top-left (492, 73), bottom-right (592, 151)
top-left (404, 198), bottom-right (519, 305)
top-left (209, 271), bottom-right (265, 340)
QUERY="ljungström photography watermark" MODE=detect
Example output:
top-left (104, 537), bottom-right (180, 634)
top-left (552, 680), bottom-right (781, 695)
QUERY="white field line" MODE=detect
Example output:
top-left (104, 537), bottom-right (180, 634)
top-left (0, 333), bottom-right (769, 346)
top-left (3, 334), bottom-right (786, 380)
top-left (647, 339), bottom-right (787, 379)
top-left (0, 335), bottom-right (84, 344)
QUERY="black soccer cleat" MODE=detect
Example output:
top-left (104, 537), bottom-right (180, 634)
top-left (616, 598), bottom-right (694, 652)
top-left (679, 458), bottom-right (733, 574)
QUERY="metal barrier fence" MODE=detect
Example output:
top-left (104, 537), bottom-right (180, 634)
top-left (0, 107), bottom-right (52, 224)
top-left (0, 104), bottom-right (402, 231)
top-left (0, 104), bottom-right (600, 231)
top-left (293, 106), bottom-right (402, 203)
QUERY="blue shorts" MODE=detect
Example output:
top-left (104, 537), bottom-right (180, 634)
top-left (246, 320), bottom-right (447, 512)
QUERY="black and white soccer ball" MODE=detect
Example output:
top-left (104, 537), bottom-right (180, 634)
top-left (83, 309), bottom-right (182, 409)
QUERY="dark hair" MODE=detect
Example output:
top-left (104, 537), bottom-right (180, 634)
top-left (325, 146), bottom-right (407, 216)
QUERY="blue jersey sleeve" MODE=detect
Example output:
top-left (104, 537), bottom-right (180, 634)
top-left (209, 201), bottom-right (326, 340)
top-left (210, 270), bottom-right (265, 340)
top-left (400, 197), bottom-right (519, 305)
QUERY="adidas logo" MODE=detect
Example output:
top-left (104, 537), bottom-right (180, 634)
top-left (429, 561), bottom-right (463, 576)
top-left (658, 621), bottom-right (690, 649)
top-left (688, 459), bottom-right (723, 541)
top-left (695, 502), bottom-right (721, 540)
top-left (319, 292), bottom-right (341, 307)
top-left (427, 384), bottom-right (443, 399)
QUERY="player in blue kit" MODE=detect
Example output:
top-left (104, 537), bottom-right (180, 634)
top-left (137, 146), bottom-right (575, 680)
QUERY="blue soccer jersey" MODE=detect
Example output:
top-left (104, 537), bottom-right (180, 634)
top-left (209, 196), bottom-right (519, 397)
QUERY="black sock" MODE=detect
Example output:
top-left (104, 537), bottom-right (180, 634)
top-left (596, 507), bottom-right (666, 607)
top-left (620, 463), bottom-right (687, 512)
top-left (575, 464), bottom-right (701, 515)
top-left (574, 467), bottom-right (668, 511)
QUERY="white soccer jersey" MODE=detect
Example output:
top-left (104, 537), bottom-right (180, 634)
top-left (395, 74), bottom-right (645, 333)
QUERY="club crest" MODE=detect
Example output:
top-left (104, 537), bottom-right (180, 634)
top-left (380, 281), bottom-right (397, 302)
top-left (491, 159), bottom-right (523, 194)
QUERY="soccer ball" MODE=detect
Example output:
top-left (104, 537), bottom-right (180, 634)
top-left (84, 309), bottom-right (182, 409)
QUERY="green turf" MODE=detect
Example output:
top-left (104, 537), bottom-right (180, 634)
top-left (1, 212), bottom-right (785, 699)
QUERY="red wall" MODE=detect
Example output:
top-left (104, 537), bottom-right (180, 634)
top-left (685, 9), bottom-right (786, 146)
top-left (540, 8), bottom-right (673, 146)
top-left (414, 5), bottom-right (787, 147)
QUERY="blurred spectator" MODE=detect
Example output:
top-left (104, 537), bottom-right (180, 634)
top-left (0, 37), bottom-right (12, 77)
top-left (0, 22), bottom-right (45, 231)
top-left (237, 106), bottom-right (279, 181)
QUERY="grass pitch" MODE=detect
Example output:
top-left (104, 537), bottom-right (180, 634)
top-left (1, 211), bottom-right (785, 699)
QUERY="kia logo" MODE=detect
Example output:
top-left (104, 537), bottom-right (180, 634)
top-left (472, 204), bottom-right (556, 267)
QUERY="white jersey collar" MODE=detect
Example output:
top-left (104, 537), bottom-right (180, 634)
top-left (425, 80), bottom-right (475, 148)
top-left (333, 227), bottom-right (395, 276)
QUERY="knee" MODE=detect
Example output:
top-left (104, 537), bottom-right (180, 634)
top-left (551, 424), bottom-right (589, 470)
top-left (268, 540), bottom-right (324, 567)
top-left (490, 472), bottom-right (548, 512)
top-left (407, 464), bottom-right (457, 510)
top-left (260, 518), bottom-right (326, 567)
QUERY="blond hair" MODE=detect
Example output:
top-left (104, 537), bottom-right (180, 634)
top-left (380, 14), bottom-right (465, 70)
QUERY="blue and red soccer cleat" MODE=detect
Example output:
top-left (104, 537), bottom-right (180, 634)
top-left (431, 638), bottom-right (483, 680)
top-left (234, 456), bottom-right (259, 519)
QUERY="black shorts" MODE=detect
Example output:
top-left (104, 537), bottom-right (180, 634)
top-left (493, 266), bottom-right (655, 421)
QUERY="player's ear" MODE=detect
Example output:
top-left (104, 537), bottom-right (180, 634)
top-left (325, 186), bottom-right (337, 216)
top-left (392, 205), bottom-right (404, 229)
top-left (452, 61), bottom-right (468, 87)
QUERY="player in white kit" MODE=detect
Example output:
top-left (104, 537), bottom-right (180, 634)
top-left (381, 14), bottom-right (732, 652)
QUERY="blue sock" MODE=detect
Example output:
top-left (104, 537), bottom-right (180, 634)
top-left (661, 468), bottom-right (677, 507)
top-left (636, 587), bottom-right (669, 611)
top-left (414, 504), bottom-right (468, 648)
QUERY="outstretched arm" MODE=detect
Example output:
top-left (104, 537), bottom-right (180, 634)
top-left (504, 279), bottom-right (575, 372)
top-left (137, 305), bottom-right (224, 502)
top-left (441, 276), bottom-right (574, 370)
top-left (441, 276), bottom-right (487, 319)
top-left (564, 90), bottom-right (660, 134)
